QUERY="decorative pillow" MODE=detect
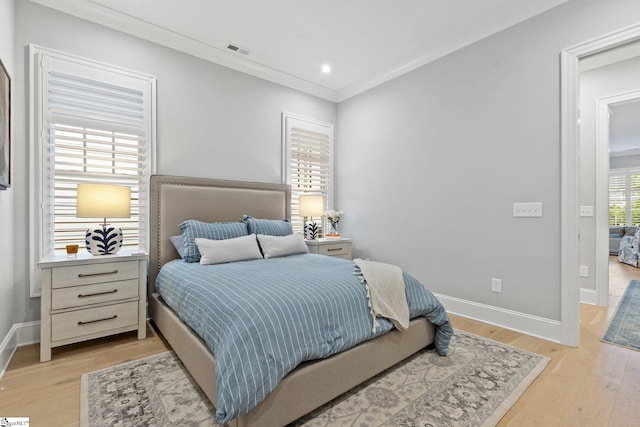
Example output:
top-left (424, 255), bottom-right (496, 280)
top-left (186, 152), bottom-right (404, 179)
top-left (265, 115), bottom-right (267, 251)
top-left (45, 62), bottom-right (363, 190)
top-left (169, 235), bottom-right (185, 258)
top-left (195, 235), bottom-right (262, 265)
top-left (243, 215), bottom-right (292, 236)
top-left (257, 233), bottom-right (308, 259)
top-left (610, 226), bottom-right (625, 238)
top-left (179, 220), bottom-right (249, 263)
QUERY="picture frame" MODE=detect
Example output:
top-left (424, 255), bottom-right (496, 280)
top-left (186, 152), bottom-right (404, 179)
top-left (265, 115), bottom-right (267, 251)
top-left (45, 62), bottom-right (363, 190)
top-left (0, 57), bottom-right (10, 190)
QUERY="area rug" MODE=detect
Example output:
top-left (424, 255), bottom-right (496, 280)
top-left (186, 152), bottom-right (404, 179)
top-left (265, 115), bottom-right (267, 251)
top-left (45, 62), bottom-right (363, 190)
top-left (603, 279), bottom-right (640, 351)
top-left (80, 331), bottom-right (549, 427)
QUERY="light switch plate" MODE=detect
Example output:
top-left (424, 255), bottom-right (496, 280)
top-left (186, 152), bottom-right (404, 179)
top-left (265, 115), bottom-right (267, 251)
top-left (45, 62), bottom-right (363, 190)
top-left (580, 206), bottom-right (594, 217)
top-left (513, 202), bottom-right (542, 217)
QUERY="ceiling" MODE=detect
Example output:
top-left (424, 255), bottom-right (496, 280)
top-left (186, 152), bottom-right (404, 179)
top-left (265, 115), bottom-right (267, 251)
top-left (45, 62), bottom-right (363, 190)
top-left (610, 100), bottom-right (640, 156)
top-left (32, 0), bottom-right (570, 102)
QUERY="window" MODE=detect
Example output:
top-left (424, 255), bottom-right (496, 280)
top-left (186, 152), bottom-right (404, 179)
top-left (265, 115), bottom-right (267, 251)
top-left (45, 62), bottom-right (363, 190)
top-left (30, 46), bottom-right (156, 295)
top-left (609, 169), bottom-right (640, 226)
top-left (282, 113), bottom-right (334, 233)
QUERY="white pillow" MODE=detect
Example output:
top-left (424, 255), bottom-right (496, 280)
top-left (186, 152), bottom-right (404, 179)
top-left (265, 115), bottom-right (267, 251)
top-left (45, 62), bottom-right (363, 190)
top-left (257, 233), bottom-right (309, 258)
top-left (195, 235), bottom-right (262, 265)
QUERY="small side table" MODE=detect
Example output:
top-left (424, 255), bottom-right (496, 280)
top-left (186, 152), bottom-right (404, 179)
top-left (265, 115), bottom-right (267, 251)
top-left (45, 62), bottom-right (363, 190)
top-left (305, 238), bottom-right (352, 260)
top-left (39, 251), bottom-right (148, 362)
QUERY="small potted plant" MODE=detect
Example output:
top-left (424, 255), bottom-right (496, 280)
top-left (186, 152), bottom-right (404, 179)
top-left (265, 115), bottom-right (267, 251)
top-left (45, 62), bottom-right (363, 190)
top-left (324, 209), bottom-right (343, 239)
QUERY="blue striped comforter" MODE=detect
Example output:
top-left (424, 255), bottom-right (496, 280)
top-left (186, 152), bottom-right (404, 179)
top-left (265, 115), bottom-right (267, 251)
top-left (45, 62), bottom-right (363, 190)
top-left (155, 253), bottom-right (452, 423)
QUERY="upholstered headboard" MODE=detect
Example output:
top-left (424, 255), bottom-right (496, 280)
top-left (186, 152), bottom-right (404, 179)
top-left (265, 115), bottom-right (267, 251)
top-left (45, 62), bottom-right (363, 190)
top-left (148, 175), bottom-right (291, 296)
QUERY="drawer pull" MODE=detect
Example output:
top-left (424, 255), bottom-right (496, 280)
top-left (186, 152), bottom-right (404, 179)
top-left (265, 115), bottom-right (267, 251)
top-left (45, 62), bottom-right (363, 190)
top-left (77, 315), bottom-right (117, 326)
top-left (78, 269), bottom-right (119, 278)
top-left (78, 289), bottom-right (118, 299)
top-left (327, 247), bottom-right (343, 252)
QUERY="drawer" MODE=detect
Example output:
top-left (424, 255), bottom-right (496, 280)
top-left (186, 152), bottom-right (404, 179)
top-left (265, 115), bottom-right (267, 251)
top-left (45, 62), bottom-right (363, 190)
top-left (51, 279), bottom-right (139, 310)
top-left (318, 243), bottom-right (351, 257)
top-left (51, 261), bottom-right (139, 289)
top-left (51, 301), bottom-right (138, 342)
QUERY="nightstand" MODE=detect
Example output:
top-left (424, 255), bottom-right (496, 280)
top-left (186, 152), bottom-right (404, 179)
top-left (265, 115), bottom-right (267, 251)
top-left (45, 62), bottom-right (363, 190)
top-left (305, 238), bottom-right (352, 260)
top-left (39, 252), bottom-right (148, 362)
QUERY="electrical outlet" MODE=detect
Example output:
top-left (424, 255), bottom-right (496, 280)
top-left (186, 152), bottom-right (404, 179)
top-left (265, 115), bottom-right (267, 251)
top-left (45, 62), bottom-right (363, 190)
top-left (491, 278), bottom-right (502, 293)
top-left (580, 266), bottom-right (588, 277)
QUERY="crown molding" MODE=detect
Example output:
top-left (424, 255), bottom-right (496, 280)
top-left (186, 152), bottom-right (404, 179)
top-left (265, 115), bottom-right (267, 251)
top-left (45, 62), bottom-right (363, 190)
top-left (30, 0), bottom-right (571, 104)
top-left (29, 0), bottom-right (338, 102)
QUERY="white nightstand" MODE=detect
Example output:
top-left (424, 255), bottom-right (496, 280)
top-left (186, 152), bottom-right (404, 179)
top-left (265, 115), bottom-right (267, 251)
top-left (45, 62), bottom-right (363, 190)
top-left (305, 238), bottom-right (352, 260)
top-left (39, 251), bottom-right (148, 362)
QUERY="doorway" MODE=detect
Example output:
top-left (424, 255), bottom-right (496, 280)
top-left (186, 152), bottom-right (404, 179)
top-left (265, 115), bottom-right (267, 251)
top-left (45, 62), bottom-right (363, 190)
top-left (599, 95), bottom-right (640, 307)
top-left (579, 42), bottom-right (640, 309)
top-left (561, 23), bottom-right (640, 347)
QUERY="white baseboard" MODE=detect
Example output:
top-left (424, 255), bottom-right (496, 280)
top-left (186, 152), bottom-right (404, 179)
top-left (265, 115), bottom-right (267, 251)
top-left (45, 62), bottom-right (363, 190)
top-left (0, 321), bottom-right (41, 380)
top-left (0, 325), bottom-right (17, 380)
top-left (435, 293), bottom-right (563, 344)
top-left (580, 288), bottom-right (597, 305)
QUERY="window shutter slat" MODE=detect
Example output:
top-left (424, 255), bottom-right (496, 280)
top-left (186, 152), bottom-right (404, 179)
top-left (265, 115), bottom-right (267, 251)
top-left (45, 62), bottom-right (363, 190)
top-left (284, 114), bottom-right (334, 234)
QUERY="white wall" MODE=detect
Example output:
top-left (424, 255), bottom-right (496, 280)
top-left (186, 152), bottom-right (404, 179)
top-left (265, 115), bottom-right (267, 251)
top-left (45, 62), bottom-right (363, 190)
top-left (0, 0), bottom-right (15, 373)
top-left (336, 0), bottom-right (640, 327)
top-left (579, 56), bottom-right (640, 293)
top-left (10, 0), bottom-right (336, 328)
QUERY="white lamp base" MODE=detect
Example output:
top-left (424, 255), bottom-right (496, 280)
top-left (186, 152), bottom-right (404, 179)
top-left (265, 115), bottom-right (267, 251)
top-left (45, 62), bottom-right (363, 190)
top-left (85, 224), bottom-right (124, 255)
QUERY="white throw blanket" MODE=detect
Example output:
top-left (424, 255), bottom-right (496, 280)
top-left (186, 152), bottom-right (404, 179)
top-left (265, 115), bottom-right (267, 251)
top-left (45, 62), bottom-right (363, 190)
top-left (353, 258), bottom-right (410, 333)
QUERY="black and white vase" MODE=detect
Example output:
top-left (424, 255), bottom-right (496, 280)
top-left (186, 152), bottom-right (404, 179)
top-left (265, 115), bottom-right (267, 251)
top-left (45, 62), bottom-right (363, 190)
top-left (85, 224), bottom-right (124, 255)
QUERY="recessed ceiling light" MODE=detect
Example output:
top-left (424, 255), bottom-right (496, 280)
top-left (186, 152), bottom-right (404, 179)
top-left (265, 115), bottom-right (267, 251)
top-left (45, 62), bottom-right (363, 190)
top-left (321, 64), bottom-right (331, 73)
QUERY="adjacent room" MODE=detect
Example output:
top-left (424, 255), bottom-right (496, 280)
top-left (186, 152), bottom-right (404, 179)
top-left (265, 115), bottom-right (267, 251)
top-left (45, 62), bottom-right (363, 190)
top-left (2, 0), bottom-right (640, 426)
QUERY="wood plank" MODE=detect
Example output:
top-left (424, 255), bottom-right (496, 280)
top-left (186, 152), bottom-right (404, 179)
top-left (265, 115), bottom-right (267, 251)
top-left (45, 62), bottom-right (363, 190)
top-left (0, 323), bottom-right (169, 426)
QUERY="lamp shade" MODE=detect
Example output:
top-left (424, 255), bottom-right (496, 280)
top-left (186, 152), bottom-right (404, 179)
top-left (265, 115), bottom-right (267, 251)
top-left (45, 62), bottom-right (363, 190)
top-left (77, 183), bottom-right (131, 256)
top-left (77, 183), bottom-right (131, 219)
top-left (299, 194), bottom-right (324, 217)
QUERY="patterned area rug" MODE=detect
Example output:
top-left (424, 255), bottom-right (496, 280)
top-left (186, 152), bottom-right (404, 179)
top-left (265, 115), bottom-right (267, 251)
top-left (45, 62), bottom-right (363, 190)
top-left (603, 279), bottom-right (640, 351)
top-left (80, 331), bottom-right (548, 427)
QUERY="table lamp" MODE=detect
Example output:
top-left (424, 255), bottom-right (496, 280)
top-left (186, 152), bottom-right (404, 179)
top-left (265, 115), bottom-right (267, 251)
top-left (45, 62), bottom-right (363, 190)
top-left (299, 194), bottom-right (324, 240)
top-left (77, 183), bottom-right (131, 255)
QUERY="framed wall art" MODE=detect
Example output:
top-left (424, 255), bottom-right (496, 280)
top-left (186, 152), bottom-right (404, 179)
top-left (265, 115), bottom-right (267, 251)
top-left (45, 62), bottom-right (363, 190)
top-left (0, 57), bottom-right (10, 190)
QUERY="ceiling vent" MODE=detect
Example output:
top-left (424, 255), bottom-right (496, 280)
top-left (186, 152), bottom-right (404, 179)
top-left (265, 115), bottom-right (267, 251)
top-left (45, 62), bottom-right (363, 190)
top-left (227, 43), bottom-right (249, 55)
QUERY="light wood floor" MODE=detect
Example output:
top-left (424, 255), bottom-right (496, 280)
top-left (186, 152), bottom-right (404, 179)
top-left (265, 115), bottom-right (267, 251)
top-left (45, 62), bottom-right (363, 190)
top-left (1, 261), bottom-right (639, 427)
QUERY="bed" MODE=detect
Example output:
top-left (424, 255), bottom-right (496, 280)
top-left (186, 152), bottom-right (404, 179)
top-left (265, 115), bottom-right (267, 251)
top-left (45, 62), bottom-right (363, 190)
top-left (148, 174), bottom-right (452, 427)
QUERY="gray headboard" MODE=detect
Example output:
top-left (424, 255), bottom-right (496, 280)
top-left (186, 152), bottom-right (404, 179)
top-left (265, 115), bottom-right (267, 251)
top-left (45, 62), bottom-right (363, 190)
top-left (149, 175), bottom-right (291, 296)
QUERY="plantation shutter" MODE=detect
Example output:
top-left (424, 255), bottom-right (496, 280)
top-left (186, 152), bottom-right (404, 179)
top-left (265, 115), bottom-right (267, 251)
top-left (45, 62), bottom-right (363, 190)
top-left (37, 49), bottom-right (156, 257)
top-left (283, 113), bottom-right (334, 233)
top-left (609, 169), bottom-right (640, 226)
top-left (610, 172), bottom-right (626, 226)
top-left (630, 170), bottom-right (640, 225)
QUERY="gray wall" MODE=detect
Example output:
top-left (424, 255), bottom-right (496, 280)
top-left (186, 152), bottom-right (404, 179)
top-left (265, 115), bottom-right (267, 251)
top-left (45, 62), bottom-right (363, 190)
top-left (0, 0), bottom-right (15, 367)
top-left (579, 56), bottom-right (640, 292)
top-left (11, 0), bottom-right (336, 326)
top-left (611, 154), bottom-right (640, 170)
top-left (336, 0), bottom-right (640, 321)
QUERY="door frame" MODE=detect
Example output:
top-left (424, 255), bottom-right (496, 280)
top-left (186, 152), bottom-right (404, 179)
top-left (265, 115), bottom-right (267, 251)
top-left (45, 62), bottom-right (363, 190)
top-left (561, 22), bottom-right (640, 346)
top-left (596, 90), bottom-right (640, 307)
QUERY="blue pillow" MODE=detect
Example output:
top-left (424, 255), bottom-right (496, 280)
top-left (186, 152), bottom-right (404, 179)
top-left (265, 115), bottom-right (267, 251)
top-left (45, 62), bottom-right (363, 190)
top-left (179, 220), bottom-right (249, 263)
top-left (243, 215), bottom-right (292, 236)
top-left (169, 235), bottom-right (185, 257)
